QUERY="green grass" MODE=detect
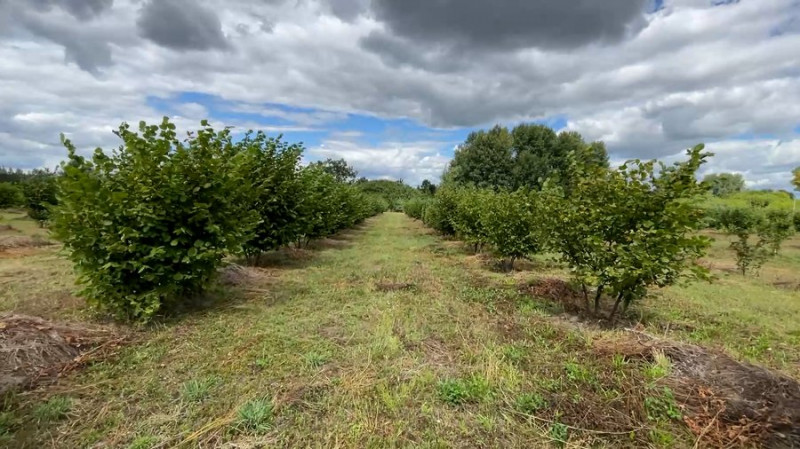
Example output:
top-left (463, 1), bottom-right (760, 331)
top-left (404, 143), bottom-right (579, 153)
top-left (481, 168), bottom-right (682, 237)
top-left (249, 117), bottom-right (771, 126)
top-left (31, 396), bottom-right (73, 424)
top-left (699, 190), bottom-right (796, 212)
top-left (2, 212), bottom-right (799, 447)
top-left (234, 397), bottom-right (273, 434)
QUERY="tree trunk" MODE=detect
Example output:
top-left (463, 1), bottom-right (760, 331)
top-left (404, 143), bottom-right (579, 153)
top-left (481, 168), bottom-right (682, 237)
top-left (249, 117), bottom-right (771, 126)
top-left (608, 293), bottom-right (623, 321)
top-left (593, 285), bottom-right (604, 315)
top-left (581, 283), bottom-right (589, 313)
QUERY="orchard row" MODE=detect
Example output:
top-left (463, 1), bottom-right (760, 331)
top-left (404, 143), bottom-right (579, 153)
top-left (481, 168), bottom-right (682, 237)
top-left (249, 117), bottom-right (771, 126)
top-left (52, 118), bottom-right (387, 320)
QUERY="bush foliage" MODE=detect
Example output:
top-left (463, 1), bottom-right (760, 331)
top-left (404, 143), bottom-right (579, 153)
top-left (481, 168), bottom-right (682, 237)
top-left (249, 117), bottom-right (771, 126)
top-left (409, 129), bottom-right (714, 319)
top-left (52, 118), bottom-right (384, 320)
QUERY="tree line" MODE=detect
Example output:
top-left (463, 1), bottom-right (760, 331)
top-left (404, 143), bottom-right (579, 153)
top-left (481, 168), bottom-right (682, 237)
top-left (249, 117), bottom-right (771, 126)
top-left (40, 118), bottom-right (388, 321)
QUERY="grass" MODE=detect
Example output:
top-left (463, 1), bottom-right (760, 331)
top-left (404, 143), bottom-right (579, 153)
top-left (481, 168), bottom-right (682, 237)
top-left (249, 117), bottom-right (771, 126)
top-left (1, 212), bottom-right (799, 447)
top-left (234, 397), bottom-right (273, 434)
top-left (31, 396), bottom-right (73, 424)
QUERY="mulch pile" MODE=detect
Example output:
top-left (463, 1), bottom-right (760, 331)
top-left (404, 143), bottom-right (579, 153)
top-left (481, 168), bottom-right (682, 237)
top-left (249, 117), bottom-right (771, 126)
top-left (597, 332), bottom-right (800, 448)
top-left (0, 314), bottom-right (126, 394)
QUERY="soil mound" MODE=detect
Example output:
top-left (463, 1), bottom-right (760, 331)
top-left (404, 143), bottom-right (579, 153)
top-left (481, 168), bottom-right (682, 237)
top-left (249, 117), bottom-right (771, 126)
top-left (597, 333), bottom-right (800, 448)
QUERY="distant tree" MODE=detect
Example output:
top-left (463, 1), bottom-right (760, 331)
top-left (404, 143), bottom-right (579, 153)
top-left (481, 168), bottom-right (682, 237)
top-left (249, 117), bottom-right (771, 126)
top-left (511, 123), bottom-right (559, 190)
top-left (309, 158), bottom-right (358, 184)
top-left (448, 126), bottom-right (515, 190)
top-left (449, 123), bottom-right (608, 192)
top-left (22, 171), bottom-right (58, 224)
top-left (703, 173), bottom-right (745, 197)
top-left (0, 167), bottom-right (27, 184)
top-left (418, 179), bottom-right (437, 195)
top-left (793, 167), bottom-right (800, 192)
top-left (0, 182), bottom-right (24, 208)
top-left (355, 179), bottom-right (418, 211)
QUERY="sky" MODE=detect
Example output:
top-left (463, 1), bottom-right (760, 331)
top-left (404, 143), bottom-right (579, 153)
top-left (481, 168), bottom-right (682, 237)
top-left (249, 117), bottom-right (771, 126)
top-left (0, 0), bottom-right (799, 188)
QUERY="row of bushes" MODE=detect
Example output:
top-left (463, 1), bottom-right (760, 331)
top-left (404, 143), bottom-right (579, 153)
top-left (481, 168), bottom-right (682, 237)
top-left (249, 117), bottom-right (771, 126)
top-left (406, 145), bottom-right (712, 319)
top-left (0, 173), bottom-right (58, 222)
top-left (53, 118), bottom-right (386, 321)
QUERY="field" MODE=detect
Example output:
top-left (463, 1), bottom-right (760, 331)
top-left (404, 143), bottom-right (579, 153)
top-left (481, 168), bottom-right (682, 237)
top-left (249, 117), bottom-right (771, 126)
top-left (2, 211), bottom-right (800, 448)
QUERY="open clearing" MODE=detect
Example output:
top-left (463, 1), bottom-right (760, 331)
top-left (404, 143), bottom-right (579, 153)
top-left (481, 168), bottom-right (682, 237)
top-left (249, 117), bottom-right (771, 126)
top-left (2, 212), bottom-right (800, 448)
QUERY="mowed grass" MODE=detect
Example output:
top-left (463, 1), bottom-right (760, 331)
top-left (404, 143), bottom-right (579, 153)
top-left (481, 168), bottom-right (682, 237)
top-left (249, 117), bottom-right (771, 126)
top-left (1, 212), bottom-right (799, 447)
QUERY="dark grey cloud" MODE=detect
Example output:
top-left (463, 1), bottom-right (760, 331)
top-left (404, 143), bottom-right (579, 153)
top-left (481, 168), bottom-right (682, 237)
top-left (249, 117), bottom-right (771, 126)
top-left (137, 0), bottom-right (229, 51)
top-left (4, 1), bottom-right (116, 74)
top-left (328, 0), bottom-right (368, 22)
top-left (370, 0), bottom-right (650, 51)
top-left (28, 0), bottom-right (113, 20)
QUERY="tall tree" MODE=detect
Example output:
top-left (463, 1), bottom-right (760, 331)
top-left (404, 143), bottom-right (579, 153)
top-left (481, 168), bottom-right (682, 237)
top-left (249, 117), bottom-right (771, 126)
top-left (511, 123), bottom-right (559, 189)
top-left (448, 126), bottom-right (514, 190)
top-left (703, 173), bottom-right (745, 197)
top-left (418, 179), bottom-right (437, 195)
top-left (309, 158), bottom-right (358, 184)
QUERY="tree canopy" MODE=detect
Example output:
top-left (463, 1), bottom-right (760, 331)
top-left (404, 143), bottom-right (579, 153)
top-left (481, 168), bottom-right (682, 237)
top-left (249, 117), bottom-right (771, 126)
top-left (447, 123), bottom-right (608, 191)
top-left (703, 173), bottom-right (745, 197)
top-left (309, 158), bottom-right (358, 184)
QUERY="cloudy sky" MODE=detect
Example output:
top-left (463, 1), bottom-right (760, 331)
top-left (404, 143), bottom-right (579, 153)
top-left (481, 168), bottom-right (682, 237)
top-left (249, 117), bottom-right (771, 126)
top-left (1, 0), bottom-right (799, 188)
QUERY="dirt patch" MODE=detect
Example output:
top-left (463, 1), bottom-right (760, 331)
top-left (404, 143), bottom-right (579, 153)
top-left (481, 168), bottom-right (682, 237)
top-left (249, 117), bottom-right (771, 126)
top-left (218, 264), bottom-right (264, 286)
top-left (595, 332), bottom-right (800, 448)
top-left (0, 235), bottom-right (53, 252)
top-left (521, 278), bottom-right (585, 313)
top-left (375, 281), bottom-right (416, 292)
top-left (0, 314), bottom-right (126, 394)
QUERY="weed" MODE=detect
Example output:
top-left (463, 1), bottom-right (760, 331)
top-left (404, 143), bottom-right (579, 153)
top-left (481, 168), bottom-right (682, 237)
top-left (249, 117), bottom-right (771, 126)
top-left (436, 375), bottom-right (492, 405)
top-left (501, 344), bottom-right (525, 364)
top-left (127, 435), bottom-right (158, 449)
top-left (0, 412), bottom-right (14, 444)
top-left (648, 428), bottom-right (676, 447)
top-left (564, 361), bottom-right (597, 385)
top-left (180, 376), bottom-right (219, 403)
top-left (611, 353), bottom-right (628, 371)
top-left (644, 350), bottom-right (672, 382)
top-left (548, 421), bottom-right (569, 447)
top-left (234, 397), bottom-right (273, 434)
top-left (303, 351), bottom-right (329, 368)
top-left (253, 356), bottom-right (270, 369)
top-left (515, 392), bottom-right (547, 414)
top-left (476, 414), bottom-right (495, 431)
top-left (644, 387), bottom-right (682, 422)
top-left (32, 396), bottom-right (72, 423)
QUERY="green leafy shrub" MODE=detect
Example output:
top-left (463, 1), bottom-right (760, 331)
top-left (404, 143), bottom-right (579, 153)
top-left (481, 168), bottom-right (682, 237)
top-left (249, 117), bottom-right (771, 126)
top-left (238, 131), bottom-right (305, 261)
top-left (52, 118), bottom-right (258, 321)
top-left (546, 145), bottom-right (712, 319)
top-left (423, 188), bottom-right (459, 236)
top-left (761, 209), bottom-right (794, 255)
top-left (402, 197), bottom-right (430, 220)
top-left (22, 171), bottom-right (58, 224)
top-left (718, 207), bottom-right (779, 275)
top-left (451, 187), bottom-right (491, 252)
top-left (480, 190), bottom-right (543, 271)
top-left (0, 182), bottom-right (23, 208)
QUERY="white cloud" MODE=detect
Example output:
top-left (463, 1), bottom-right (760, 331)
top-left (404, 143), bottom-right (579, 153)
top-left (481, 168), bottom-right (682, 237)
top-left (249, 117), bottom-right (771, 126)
top-left (0, 0), bottom-right (798, 188)
top-left (306, 139), bottom-right (450, 185)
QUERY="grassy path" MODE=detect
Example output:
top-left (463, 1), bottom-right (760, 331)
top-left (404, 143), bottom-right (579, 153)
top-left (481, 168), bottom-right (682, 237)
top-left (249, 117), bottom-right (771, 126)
top-left (7, 213), bottom-right (690, 448)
